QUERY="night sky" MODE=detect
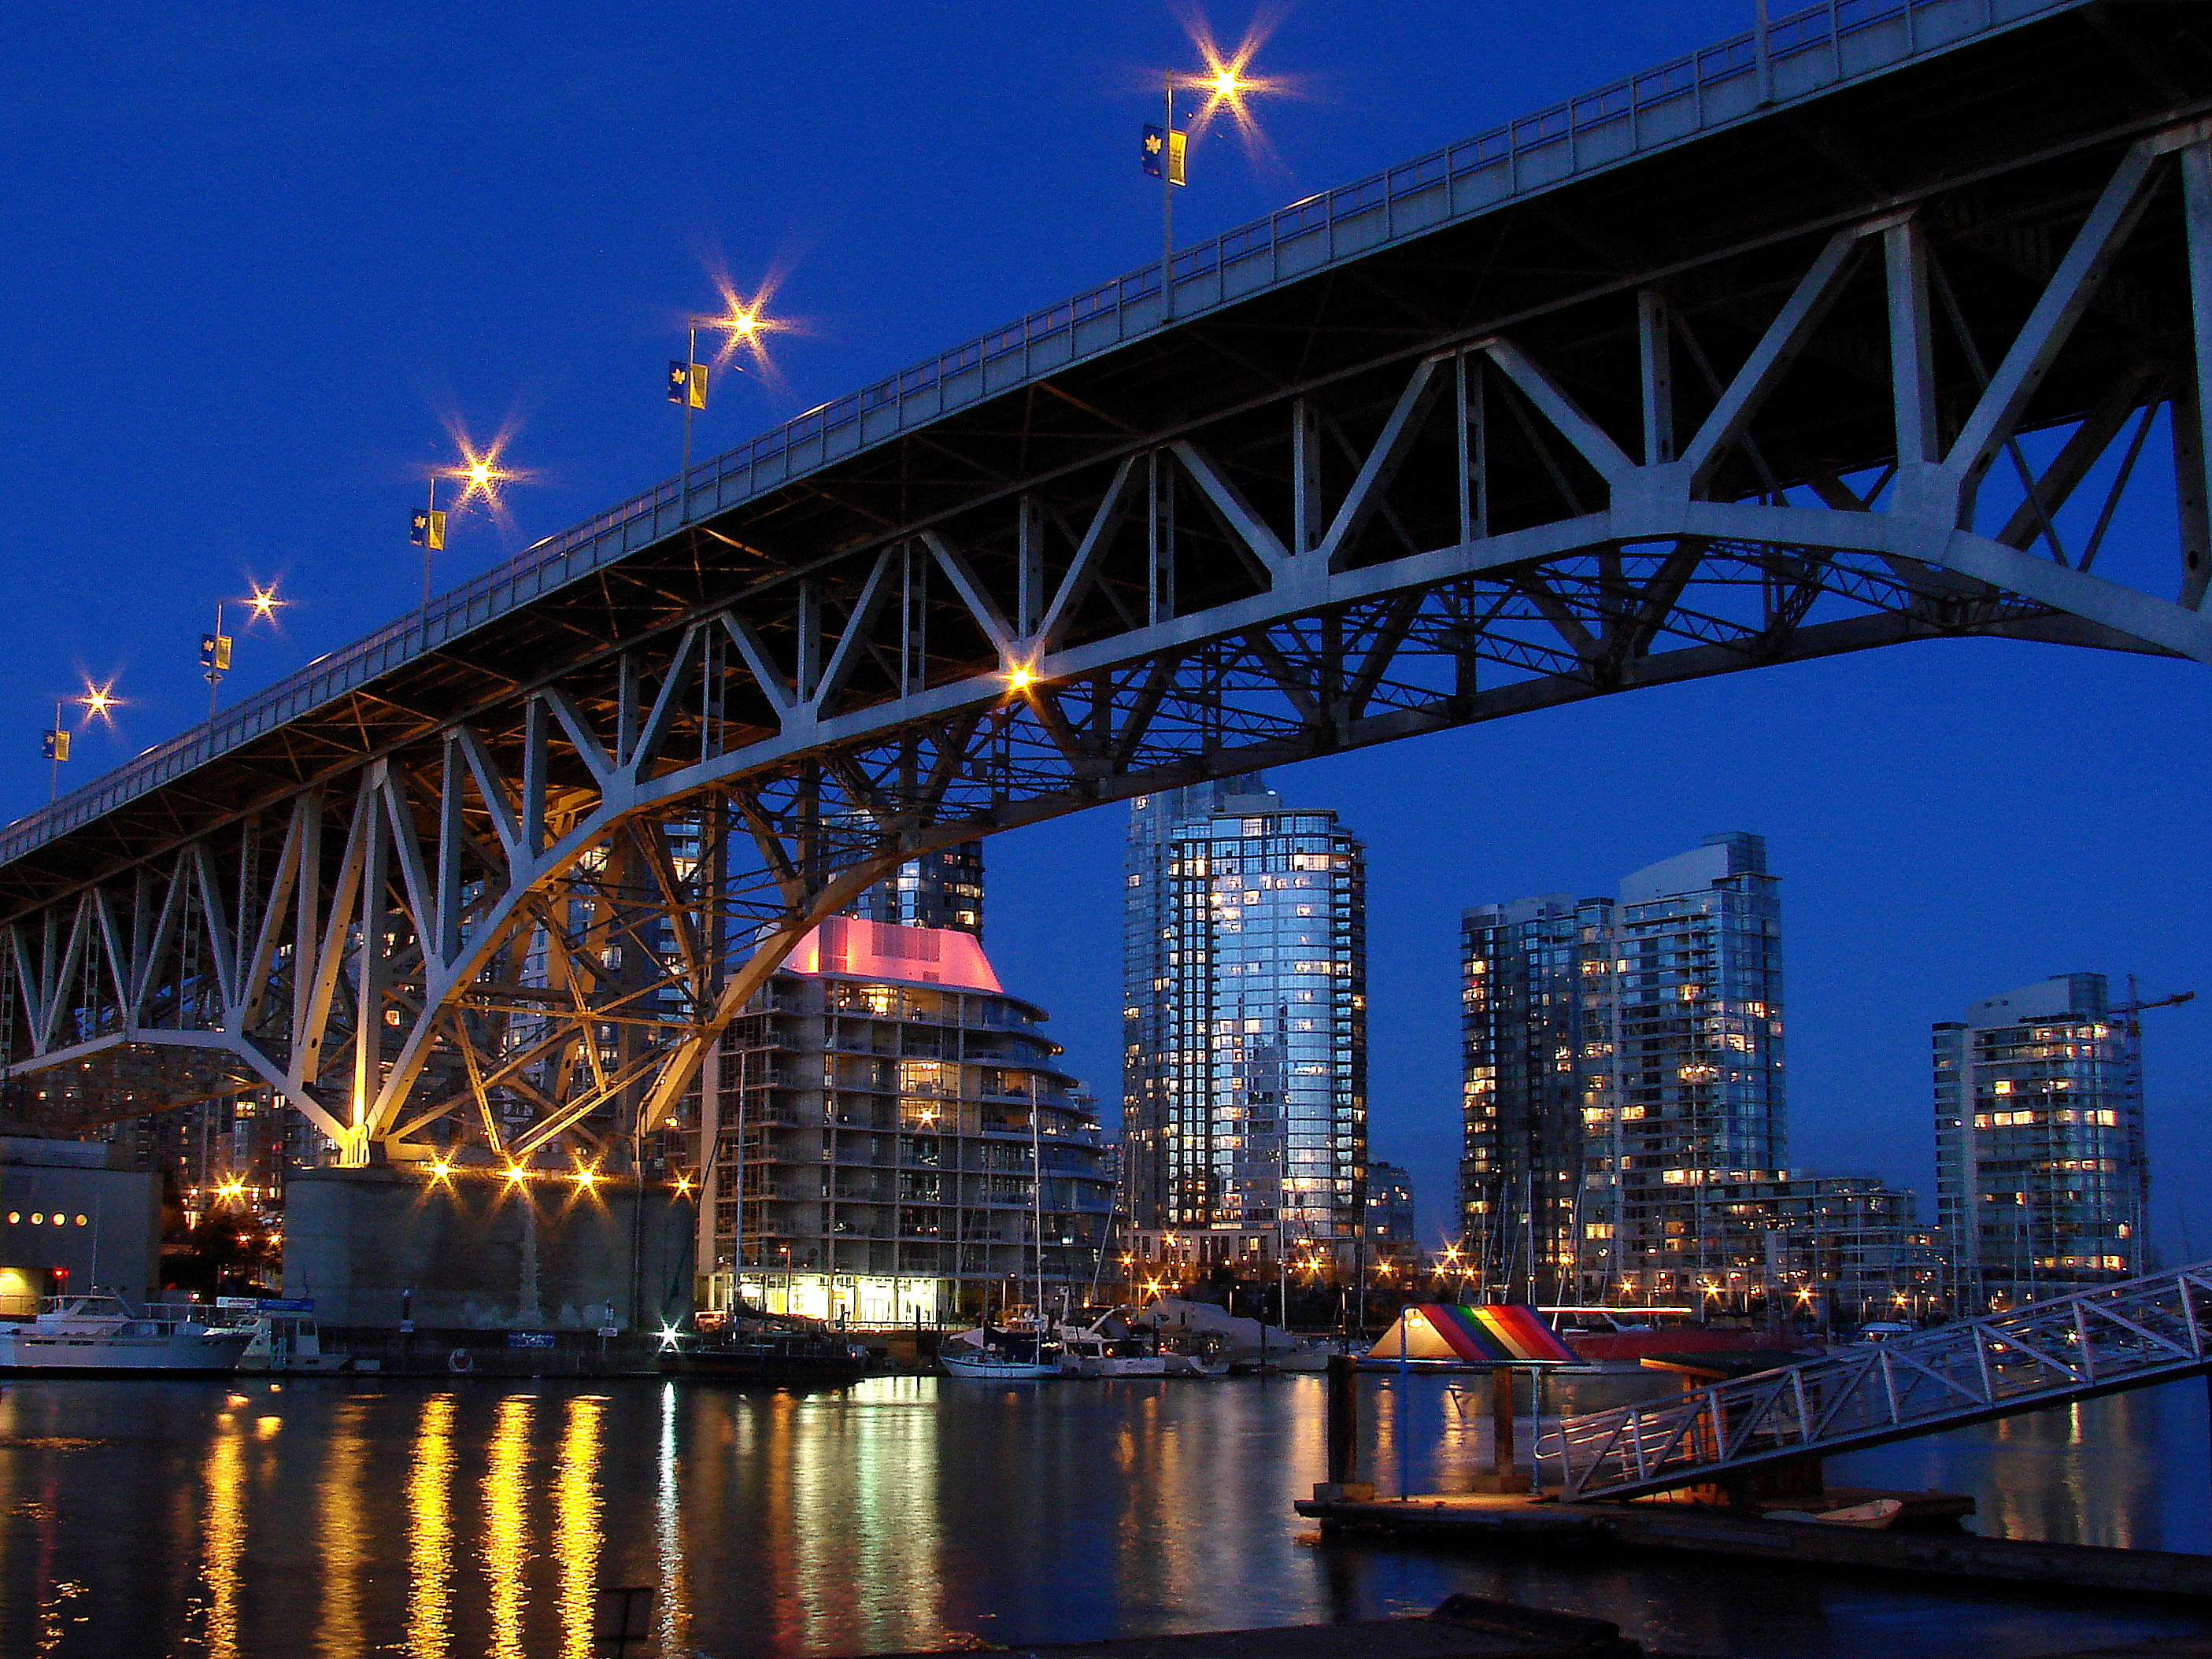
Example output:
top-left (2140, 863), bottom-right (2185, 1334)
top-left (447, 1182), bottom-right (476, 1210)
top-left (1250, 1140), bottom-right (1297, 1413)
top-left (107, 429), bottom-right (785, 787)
top-left (3, 4), bottom-right (2205, 1253)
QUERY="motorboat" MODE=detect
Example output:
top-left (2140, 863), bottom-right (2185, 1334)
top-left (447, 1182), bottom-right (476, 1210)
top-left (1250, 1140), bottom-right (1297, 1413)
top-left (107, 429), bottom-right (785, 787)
top-left (662, 1322), bottom-right (872, 1387)
top-left (213, 1298), bottom-right (350, 1373)
top-left (1048, 1306), bottom-right (1217, 1376)
top-left (0, 1294), bottom-right (253, 1376)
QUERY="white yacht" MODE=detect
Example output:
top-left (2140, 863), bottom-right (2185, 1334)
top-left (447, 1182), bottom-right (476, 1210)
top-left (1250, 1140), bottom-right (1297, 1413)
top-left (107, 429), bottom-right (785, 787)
top-left (0, 1295), bottom-right (254, 1376)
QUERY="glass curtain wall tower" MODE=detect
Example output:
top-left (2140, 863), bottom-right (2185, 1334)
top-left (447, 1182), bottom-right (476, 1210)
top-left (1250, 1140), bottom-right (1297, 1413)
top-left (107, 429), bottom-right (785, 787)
top-left (1462, 833), bottom-right (1785, 1302)
top-left (1934, 973), bottom-right (2149, 1311)
top-left (1123, 778), bottom-right (1368, 1266)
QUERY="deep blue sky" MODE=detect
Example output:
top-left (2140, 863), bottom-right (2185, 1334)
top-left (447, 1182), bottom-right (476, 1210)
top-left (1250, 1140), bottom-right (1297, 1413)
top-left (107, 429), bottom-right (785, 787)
top-left (4, 4), bottom-right (2206, 1253)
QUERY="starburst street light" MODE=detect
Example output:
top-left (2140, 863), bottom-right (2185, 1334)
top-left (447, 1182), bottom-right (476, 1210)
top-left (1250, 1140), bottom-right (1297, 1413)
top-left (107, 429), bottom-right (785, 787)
top-left (38, 682), bottom-right (114, 804)
top-left (669, 281), bottom-right (786, 478)
top-left (1147, 19), bottom-right (1281, 320)
top-left (77, 681), bottom-right (119, 724)
top-left (202, 580), bottom-right (285, 719)
top-left (412, 428), bottom-right (527, 617)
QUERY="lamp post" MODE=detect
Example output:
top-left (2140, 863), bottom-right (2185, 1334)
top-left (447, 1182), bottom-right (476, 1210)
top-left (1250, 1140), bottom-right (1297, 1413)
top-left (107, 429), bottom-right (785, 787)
top-left (1149, 46), bottom-right (1267, 323)
top-left (413, 440), bottom-right (518, 638)
top-left (202, 584), bottom-right (282, 720)
top-left (672, 296), bottom-right (768, 493)
top-left (43, 682), bottom-right (119, 802)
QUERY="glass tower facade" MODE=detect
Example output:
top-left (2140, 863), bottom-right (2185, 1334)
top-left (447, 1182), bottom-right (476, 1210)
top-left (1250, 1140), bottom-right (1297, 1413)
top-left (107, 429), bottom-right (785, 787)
top-left (1462, 833), bottom-right (1785, 1302)
top-left (1934, 973), bottom-right (2148, 1310)
top-left (1122, 778), bottom-right (1367, 1259)
top-left (853, 843), bottom-right (985, 936)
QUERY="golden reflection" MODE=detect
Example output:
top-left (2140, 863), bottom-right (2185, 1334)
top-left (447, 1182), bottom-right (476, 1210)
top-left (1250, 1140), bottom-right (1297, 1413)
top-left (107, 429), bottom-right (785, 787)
top-left (556, 1395), bottom-right (607, 1659)
top-left (408, 1395), bottom-right (456, 1658)
top-left (320, 1401), bottom-right (368, 1658)
top-left (202, 1421), bottom-right (244, 1659)
top-left (484, 1395), bottom-right (535, 1659)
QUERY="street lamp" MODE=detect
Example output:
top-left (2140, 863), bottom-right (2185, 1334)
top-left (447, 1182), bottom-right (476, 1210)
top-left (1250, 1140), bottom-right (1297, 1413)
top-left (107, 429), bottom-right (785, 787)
top-left (1148, 27), bottom-right (1276, 320)
top-left (412, 433), bottom-right (521, 617)
top-left (672, 287), bottom-right (781, 478)
top-left (202, 582), bottom-right (283, 719)
top-left (42, 681), bottom-right (120, 802)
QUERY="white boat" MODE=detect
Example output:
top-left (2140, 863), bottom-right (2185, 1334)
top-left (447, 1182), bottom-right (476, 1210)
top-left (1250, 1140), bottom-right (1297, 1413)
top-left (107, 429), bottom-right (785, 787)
top-left (0, 1294), bottom-right (254, 1376)
top-left (1059, 1334), bottom-right (1206, 1377)
top-left (1055, 1307), bottom-right (1209, 1376)
top-left (1271, 1337), bottom-right (1362, 1373)
top-left (940, 1316), bottom-right (1060, 1380)
top-left (213, 1298), bottom-right (350, 1373)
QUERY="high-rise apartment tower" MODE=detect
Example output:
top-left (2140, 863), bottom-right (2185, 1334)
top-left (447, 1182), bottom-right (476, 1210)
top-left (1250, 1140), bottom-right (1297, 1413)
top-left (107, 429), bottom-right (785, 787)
top-left (1461, 833), bottom-right (1785, 1301)
top-left (1123, 778), bottom-right (1367, 1266)
top-left (1934, 973), bottom-right (2149, 1310)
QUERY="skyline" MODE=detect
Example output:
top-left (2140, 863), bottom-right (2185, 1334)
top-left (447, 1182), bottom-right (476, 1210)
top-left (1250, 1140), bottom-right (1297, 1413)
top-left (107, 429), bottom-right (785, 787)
top-left (2, 2), bottom-right (2207, 1254)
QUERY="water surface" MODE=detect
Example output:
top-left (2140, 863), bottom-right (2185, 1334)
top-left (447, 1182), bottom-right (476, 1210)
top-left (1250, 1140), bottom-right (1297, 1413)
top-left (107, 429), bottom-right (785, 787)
top-left (1, 1370), bottom-right (2208, 1657)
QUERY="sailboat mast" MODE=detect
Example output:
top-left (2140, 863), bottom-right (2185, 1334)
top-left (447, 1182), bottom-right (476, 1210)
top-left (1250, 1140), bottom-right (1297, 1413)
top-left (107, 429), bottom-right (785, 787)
top-left (1030, 1096), bottom-right (1047, 1330)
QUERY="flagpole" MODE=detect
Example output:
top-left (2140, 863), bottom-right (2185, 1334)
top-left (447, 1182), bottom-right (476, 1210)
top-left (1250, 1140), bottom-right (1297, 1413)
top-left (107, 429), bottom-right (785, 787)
top-left (682, 323), bottom-right (697, 485)
top-left (47, 700), bottom-right (61, 802)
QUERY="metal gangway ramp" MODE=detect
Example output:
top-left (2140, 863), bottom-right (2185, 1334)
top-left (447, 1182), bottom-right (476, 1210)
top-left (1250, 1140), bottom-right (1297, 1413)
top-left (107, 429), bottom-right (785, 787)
top-left (1539, 1264), bottom-right (2212, 1502)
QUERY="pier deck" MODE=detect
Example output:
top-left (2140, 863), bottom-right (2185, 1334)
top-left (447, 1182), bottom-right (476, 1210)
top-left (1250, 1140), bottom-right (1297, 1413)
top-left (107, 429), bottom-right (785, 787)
top-left (1296, 1491), bottom-right (2212, 1599)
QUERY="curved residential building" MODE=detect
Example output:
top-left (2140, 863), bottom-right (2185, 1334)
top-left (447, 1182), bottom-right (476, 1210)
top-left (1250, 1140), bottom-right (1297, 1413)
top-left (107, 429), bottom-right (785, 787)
top-left (697, 915), bottom-right (1113, 1325)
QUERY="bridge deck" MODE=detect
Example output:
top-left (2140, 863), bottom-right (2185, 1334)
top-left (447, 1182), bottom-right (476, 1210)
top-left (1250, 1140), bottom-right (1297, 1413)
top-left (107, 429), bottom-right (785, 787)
top-left (0, 0), bottom-right (2095, 885)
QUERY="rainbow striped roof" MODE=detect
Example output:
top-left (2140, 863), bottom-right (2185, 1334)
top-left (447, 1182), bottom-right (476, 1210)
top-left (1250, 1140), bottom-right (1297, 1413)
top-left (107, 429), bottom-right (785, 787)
top-left (1366, 1303), bottom-right (1577, 1366)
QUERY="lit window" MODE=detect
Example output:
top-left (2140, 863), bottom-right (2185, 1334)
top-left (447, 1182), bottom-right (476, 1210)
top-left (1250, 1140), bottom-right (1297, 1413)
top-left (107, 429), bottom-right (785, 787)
top-left (28, 1214), bottom-right (41, 1226)
top-left (74, 1215), bottom-right (87, 1227)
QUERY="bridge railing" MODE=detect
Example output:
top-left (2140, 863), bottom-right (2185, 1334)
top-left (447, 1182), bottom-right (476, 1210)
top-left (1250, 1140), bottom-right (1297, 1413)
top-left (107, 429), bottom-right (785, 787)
top-left (1540, 1263), bottom-right (2212, 1502)
top-left (0, 0), bottom-right (2077, 869)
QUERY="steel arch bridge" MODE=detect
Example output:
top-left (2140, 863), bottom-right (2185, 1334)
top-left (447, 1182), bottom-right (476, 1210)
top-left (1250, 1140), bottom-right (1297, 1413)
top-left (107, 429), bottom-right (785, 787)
top-left (5, 0), bottom-right (2212, 1176)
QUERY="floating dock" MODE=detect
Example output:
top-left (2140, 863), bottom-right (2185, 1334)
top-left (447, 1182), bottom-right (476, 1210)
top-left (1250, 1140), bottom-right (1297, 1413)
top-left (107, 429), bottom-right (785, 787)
top-left (1296, 1490), bottom-right (2212, 1600)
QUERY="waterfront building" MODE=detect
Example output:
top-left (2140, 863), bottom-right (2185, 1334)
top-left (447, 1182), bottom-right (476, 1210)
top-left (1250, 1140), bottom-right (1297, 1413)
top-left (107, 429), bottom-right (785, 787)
top-left (1934, 973), bottom-right (2150, 1310)
top-left (0, 1137), bottom-right (160, 1310)
top-left (696, 914), bottom-right (1115, 1324)
top-left (1629, 1173), bottom-right (1945, 1326)
top-left (1121, 778), bottom-right (1368, 1273)
top-left (1461, 833), bottom-right (1785, 1302)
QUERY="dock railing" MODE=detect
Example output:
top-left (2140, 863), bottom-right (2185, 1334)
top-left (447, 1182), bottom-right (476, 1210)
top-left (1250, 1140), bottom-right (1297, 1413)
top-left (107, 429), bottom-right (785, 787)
top-left (1540, 1262), bottom-right (2212, 1502)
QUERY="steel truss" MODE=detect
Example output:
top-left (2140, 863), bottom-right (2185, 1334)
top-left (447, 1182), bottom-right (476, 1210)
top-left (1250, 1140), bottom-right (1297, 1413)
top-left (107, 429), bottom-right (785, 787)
top-left (1541, 1259), bottom-right (2212, 1501)
top-left (10, 102), bottom-right (2212, 1168)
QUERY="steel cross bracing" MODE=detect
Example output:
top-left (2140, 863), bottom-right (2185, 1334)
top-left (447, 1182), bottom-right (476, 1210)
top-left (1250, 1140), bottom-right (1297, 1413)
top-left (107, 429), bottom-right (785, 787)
top-left (9, 26), bottom-right (2212, 1163)
top-left (1540, 1261), bottom-right (2212, 1502)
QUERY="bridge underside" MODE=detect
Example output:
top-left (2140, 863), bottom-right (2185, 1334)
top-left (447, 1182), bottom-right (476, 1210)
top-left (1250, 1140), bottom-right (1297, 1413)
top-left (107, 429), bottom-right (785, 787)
top-left (6, 1), bottom-right (2212, 1169)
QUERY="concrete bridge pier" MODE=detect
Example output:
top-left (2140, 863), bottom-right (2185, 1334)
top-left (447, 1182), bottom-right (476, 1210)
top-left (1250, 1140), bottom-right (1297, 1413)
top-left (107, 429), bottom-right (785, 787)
top-left (283, 1163), bottom-right (694, 1342)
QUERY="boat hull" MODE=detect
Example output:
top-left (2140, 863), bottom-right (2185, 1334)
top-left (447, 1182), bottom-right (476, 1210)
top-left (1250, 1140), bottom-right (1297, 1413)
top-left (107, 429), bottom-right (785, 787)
top-left (940, 1355), bottom-right (1057, 1379)
top-left (0, 1330), bottom-right (253, 1376)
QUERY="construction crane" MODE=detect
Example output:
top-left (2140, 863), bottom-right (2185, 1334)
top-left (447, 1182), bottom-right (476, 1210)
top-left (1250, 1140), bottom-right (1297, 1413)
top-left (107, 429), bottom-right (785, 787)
top-left (2111, 977), bottom-right (2194, 1030)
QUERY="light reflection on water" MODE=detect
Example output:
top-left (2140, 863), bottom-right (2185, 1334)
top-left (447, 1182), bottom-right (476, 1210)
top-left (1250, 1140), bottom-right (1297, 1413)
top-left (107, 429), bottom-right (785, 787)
top-left (406, 1394), bottom-right (453, 1658)
top-left (484, 1395), bottom-right (532, 1659)
top-left (0, 1373), bottom-right (2206, 1657)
